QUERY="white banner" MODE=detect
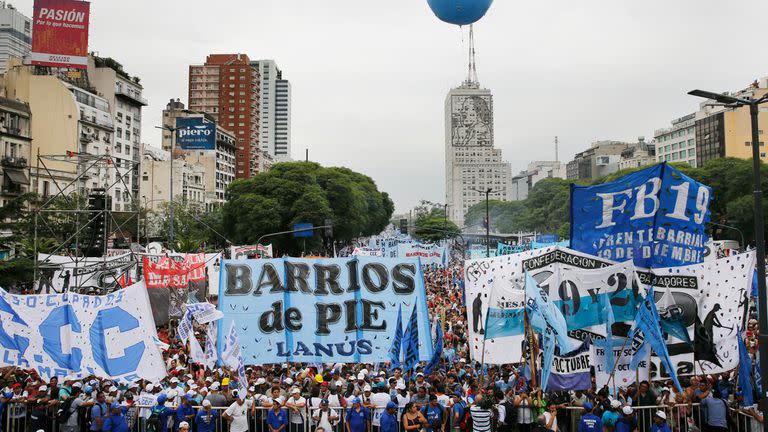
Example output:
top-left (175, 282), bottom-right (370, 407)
top-left (230, 244), bottom-right (272, 259)
top-left (397, 243), bottom-right (446, 266)
top-left (36, 253), bottom-right (138, 293)
top-left (592, 339), bottom-right (650, 389)
top-left (352, 247), bottom-right (383, 257)
top-left (0, 281), bottom-right (166, 384)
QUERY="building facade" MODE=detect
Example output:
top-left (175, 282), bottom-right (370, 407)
top-left (161, 99), bottom-right (236, 210)
top-left (510, 160), bottom-right (566, 201)
top-left (0, 2), bottom-right (30, 73)
top-left (566, 140), bottom-right (633, 181)
top-left (654, 113), bottom-right (696, 167)
top-left (0, 96), bottom-right (30, 206)
top-left (139, 147), bottom-right (206, 212)
top-left (189, 54), bottom-right (261, 179)
top-left (444, 81), bottom-right (512, 226)
top-left (88, 55), bottom-right (147, 210)
top-left (251, 60), bottom-right (291, 161)
top-left (694, 77), bottom-right (768, 167)
top-left (618, 137), bottom-right (656, 170)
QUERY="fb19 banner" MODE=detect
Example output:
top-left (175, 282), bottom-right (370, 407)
top-left (218, 257), bottom-right (433, 364)
top-left (570, 163), bottom-right (712, 268)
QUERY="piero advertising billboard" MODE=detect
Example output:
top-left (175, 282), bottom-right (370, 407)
top-left (175, 117), bottom-right (216, 150)
top-left (31, 0), bottom-right (91, 68)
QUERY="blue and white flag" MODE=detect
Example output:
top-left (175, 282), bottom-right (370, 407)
top-left (545, 338), bottom-right (592, 392)
top-left (204, 321), bottom-right (217, 370)
top-left (221, 321), bottom-right (241, 369)
top-left (629, 287), bottom-right (683, 392)
top-left (177, 310), bottom-right (193, 345)
top-left (424, 318), bottom-right (443, 375)
top-left (189, 333), bottom-right (206, 365)
top-left (539, 326), bottom-right (556, 391)
top-left (756, 354), bottom-right (763, 395)
top-left (402, 303), bottom-right (420, 373)
top-left (737, 326), bottom-right (754, 406)
top-left (525, 271), bottom-right (571, 351)
top-left (388, 305), bottom-right (403, 370)
top-left (185, 302), bottom-right (223, 325)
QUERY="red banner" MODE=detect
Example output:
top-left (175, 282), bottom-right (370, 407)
top-left (30, 0), bottom-right (90, 69)
top-left (142, 254), bottom-right (206, 289)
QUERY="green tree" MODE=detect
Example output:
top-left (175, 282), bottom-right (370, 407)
top-left (222, 162), bottom-right (394, 255)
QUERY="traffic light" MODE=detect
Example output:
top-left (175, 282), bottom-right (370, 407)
top-left (324, 218), bottom-right (333, 237)
top-left (483, 217), bottom-right (489, 229)
top-left (400, 218), bottom-right (408, 235)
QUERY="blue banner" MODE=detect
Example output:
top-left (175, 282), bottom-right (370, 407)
top-left (388, 305), bottom-right (403, 370)
top-left (218, 257), bottom-right (432, 364)
top-left (175, 117), bottom-right (216, 150)
top-left (737, 327), bottom-right (754, 406)
top-left (545, 338), bottom-right (592, 392)
top-left (571, 163), bottom-right (711, 267)
top-left (630, 287), bottom-right (683, 392)
top-left (525, 271), bottom-right (571, 351)
top-left (402, 303), bottom-right (420, 372)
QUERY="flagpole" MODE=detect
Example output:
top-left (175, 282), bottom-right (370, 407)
top-left (608, 335), bottom-right (632, 395)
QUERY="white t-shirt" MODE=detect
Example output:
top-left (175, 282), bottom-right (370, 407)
top-left (287, 396), bottom-right (306, 424)
top-left (224, 400), bottom-right (252, 432)
top-left (370, 392), bottom-right (392, 426)
top-left (751, 404), bottom-right (764, 432)
top-left (544, 412), bottom-right (559, 432)
top-left (437, 394), bottom-right (452, 408)
top-left (313, 408), bottom-right (340, 431)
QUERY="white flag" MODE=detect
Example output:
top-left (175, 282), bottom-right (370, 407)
top-left (204, 321), bottom-right (218, 370)
top-left (189, 334), bottom-right (206, 365)
top-left (221, 321), bottom-right (241, 369)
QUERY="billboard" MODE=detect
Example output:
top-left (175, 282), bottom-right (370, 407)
top-left (175, 117), bottom-right (216, 150)
top-left (31, 0), bottom-right (90, 69)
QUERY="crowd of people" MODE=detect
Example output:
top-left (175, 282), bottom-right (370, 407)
top-left (0, 259), bottom-right (764, 432)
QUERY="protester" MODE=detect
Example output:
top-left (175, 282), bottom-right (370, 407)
top-left (577, 402), bottom-right (602, 432)
top-left (650, 410), bottom-right (671, 432)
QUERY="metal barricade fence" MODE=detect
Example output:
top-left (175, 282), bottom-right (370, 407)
top-left (4, 401), bottom-right (762, 432)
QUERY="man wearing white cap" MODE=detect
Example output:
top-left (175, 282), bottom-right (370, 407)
top-left (651, 410), bottom-right (671, 432)
top-left (222, 391), bottom-right (254, 432)
top-left (195, 399), bottom-right (220, 432)
top-left (285, 387), bottom-right (307, 432)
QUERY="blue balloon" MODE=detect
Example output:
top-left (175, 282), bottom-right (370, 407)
top-left (427, 0), bottom-right (494, 26)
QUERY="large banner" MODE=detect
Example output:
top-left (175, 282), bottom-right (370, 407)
top-left (545, 339), bottom-right (592, 392)
top-left (571, 163), bottom-right (712, 268)
top-left (592, 337), bottom-right (650, 389)
top-left (0, 281), bottom-right (166, 383)
top-left (396, 243), bottom-right (446, 266)
top-left (466, 245), bottom-right (753, 376)
top-left (37, 253), bottom-right (137, 294)
top-left (217, 257), bottom-right (433, 364)
top-left (466, 246), bottom-right (636, 364)
top-left (31, 0), bottom-right (90, 68)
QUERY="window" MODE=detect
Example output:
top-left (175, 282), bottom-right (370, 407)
top-left (688, 149), bottom-right (695, 157)
top-left (671, 143), bottom-right (678, 150)
top-left (116, 128), bottom-right (122, 138)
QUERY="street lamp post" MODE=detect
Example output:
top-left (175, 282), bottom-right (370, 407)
top-left (471, 187), bottom-right (498, 258)
top-left (155, 123), bottom-right (179, 250)
top-left (689, 88), bottom-right (768, 413)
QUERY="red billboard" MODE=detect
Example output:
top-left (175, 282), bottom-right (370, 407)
top-left (30, 0), bottom-right (90, 69)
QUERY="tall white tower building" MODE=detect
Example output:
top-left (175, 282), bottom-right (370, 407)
top-left (444, 80), bottom-right (512, 226)
top-left (251, 59), bottom-right (291, 161)
top-left (0, 2), bottom-right (30, 73)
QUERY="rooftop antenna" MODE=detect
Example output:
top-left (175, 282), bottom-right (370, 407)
top-left (555, 136), bottom-right (559, 162)
top-left (466, 24), bottom-right (478, 85)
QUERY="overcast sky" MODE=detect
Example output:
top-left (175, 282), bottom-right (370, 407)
top-left (15, 0), bottom-right (768, 213)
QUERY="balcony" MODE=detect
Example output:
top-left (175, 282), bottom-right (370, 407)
top-left (79, 112), bottom-right (114, 130)
top-left (1, 156), bottom-right (27, 168)
top-left (115, 88), bottom-right (148, 106)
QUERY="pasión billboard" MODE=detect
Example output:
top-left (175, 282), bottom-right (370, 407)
top-left (175, 117), bottom-right (216, 150)
top-left (31, 0), bottom-right (90, 69)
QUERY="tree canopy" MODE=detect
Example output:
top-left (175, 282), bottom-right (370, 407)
top-left (222, 162), bottom-right (394, 255)
top-left (465, 158), bottom-right (768, 246)
top-left (410, 200), bottom-right (460, 242)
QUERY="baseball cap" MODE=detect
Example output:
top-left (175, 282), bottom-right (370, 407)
top-left (210, 382), bottom-right (220, 390)
top-left (395, 383), bottom-right (406, 390)
top-left (256, 378), bottom-right (266, 386)
top-left (622, 406), bottom-right (633, 415)
top-left (583, 402), bottom-right (593, 411)
top-left (111, 402), bottom-right (121, 410)
top-left (38, 385), bottom-right (48, 392)
top-left (321, 399), bottom-right (329, 405)
top-left (352, 397), bottom-right (361, 404)
top-left (363, 385), bottom-right (372, 392)
top-left (386, 401), bottom-right (398, 410)
top-left (357, 373), bottom-right (365, 380)
top-left (610, 399), bottom-right (621, 409)
top-left (178, 421), bottom-right (190, 429)
top-left (202, 399), bottom-right (212, 407)
top-left (655, 411), bottom-right (666, 420)
top-left (291, 388), bottom-right (300, 394)
top-left (170, 377), bottom-right (179, 383)
top-left (284, 378), bottom-right (293, 385)
top-left (72, 382), bottom-right (83, 388)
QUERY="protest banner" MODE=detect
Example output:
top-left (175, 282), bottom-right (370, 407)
top-left (0, 281), bottom-right (166, 383)
top-left (217, 257), bottom-right (433, 364)
top-left (396, 243), bottom-right (446, 266)
top-left (36, 253), bottom-right (137, 294)
top-left (544, 339), bottom-right (592, 392)
top-left (571, 163), bottom-right (712, 268)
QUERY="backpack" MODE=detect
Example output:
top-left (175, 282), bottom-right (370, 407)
top-left (146, 406), bottom-right (164, 432)
top-left (56, 397), bottom-right (74, 423)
